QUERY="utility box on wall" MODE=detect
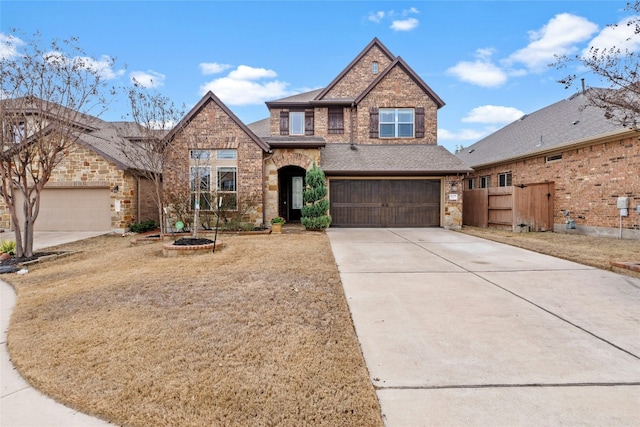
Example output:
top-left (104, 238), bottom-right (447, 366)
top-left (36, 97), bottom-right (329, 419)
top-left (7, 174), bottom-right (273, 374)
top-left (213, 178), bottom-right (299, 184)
top-left (617, 197), bottom-right (629, 209)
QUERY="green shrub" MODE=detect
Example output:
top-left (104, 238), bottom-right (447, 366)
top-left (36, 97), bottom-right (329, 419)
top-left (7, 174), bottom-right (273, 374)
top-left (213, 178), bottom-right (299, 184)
top-left (0, 240), bottom-right (16, 255)
top-left (301, 162), bottom-right (332, 231)
top-left (129, 220), bottom-right (159, 233)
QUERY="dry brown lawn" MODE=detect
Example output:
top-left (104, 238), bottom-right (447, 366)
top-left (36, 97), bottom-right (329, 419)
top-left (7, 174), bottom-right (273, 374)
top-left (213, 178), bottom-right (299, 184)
top-left (458, 226), bottom-right (640, 279)
top-left (5, 231), bottom-right (383, 426)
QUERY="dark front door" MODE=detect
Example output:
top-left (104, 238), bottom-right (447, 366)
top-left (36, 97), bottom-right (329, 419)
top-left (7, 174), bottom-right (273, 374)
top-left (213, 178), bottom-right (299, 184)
top-left (278, 166), bottom-right (305, 222)
top-left (330, 179), bottom-right (441, 227)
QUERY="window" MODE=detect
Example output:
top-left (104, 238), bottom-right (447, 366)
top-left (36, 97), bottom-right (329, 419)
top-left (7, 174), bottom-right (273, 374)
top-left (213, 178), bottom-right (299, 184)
top-left (217, 149), bottom-right (237, 160)
top-left (190, 150), bottom-right (211, 160)
top-left (467, 178), bottom-right (476, 190)
top-left (480, 175), bottom-right (491, 188)
top-left (372, 61), bottom-right (379, 74)
top-left (498, 172), bottom-right (512, 187)
top-left (217, 166), bottom-right (237, 210)
top-left (190, 166), bottom-right (212, 210)
top-left (379, 108), bottom-right (414, 138)
top-left (328, 107), bottom-right (344, 134)
top-left (546, 154), bottom-right (563, 163)
top-left (289, 112), bottom-right (304, 135)
top-left (12, 122), bottom-right (25, 144)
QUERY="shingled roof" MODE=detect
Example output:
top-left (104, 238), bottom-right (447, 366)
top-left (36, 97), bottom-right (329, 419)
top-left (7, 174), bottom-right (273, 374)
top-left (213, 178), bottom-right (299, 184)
top-left (456, 90), bottom-right (635, 168)
top-left (321, 144), bottom-right (472, 176)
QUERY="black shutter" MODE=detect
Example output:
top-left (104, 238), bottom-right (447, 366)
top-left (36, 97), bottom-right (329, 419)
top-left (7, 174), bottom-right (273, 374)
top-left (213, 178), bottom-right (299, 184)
top-left (280, 111), bottom-right (289, 136)
top-left (369, 107), bottom-right (379, 138)
top-left (415, 107), bottom-right (425, 138)
top-left (305, 110), bottom-right (314, 136)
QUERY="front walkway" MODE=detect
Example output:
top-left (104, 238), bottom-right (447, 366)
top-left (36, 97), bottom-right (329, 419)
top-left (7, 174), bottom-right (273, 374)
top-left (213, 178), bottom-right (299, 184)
top-left (327, 228), bottom-right (640, 426)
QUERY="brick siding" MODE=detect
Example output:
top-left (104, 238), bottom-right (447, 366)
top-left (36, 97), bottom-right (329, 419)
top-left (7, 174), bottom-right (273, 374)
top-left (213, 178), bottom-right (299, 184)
top-left (467, 135), bottom-right (640, 235)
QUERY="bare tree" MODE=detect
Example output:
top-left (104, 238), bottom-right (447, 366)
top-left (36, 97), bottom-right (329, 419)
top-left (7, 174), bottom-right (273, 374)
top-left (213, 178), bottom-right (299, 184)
top-left (119, 83), bottom-right (185, 235)
top-left (555, 1), bottom-right (640, 129)
top-left (0, 32), bottom-right (113, 257)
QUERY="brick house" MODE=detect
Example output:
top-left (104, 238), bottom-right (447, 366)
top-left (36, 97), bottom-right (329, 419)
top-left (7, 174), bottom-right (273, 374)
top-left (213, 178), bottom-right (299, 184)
top-left (455, 91), bottom-right (640, 239)
top-left (165, 38), bottom-right (471, 229)
top-left (0, 107), bottom-right (158, 233)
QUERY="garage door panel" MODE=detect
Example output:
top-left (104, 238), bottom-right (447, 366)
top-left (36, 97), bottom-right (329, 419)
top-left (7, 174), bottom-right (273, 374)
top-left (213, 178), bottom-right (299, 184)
top-left (330, 179), bottom-right (440, 227)
top-left (16, 188), bottom-right (111, 231)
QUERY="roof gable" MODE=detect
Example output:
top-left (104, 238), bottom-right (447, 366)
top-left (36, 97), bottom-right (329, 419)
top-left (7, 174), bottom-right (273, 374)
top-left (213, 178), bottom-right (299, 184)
top-left (166, 91), bottom-right (270, 152)
top-left (315, 37), bottom-right (395, 101)
top-left (354, 57), bottom-right (445, 109)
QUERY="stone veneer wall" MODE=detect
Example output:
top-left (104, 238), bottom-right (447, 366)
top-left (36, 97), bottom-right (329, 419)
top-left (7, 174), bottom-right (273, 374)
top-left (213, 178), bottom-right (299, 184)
top-left (264, 148), bottom-right (321, 223)
top-left (163, 100), bottom-right (265, 225)
top-left (466, 135), bottom-right (640, 236)
top-left (0, 144), bottom-right (137, 231)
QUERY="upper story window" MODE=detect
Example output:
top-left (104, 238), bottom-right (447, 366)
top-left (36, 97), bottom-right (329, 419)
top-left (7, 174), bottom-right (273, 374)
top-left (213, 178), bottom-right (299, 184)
top-left (379, 108), bottom-right (414, 138)
top-left (498, 172), bottom-right (512, 187)
top-left (289, 111), bottom-right (305, 135)
top-left (372, 61), bottom-right (379, 74)
top-left (280, 110), bottom-right (314, 136)
top-left (328, 107), bottom-right (344, 135)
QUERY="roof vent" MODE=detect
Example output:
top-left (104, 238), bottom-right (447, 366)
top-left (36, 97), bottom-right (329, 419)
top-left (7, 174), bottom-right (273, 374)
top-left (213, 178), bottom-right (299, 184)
top-left (519, 114), bottom-right (528, 121)
top-left (572, 120), bottom-right (580, 125)
top-left (468, 149), bottom-right (475, 154)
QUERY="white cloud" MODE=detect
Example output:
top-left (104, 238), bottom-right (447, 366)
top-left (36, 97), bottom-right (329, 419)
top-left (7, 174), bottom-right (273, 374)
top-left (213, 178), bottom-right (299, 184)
top-left (585, 15), bottom-right (640, 55)
top-left (130, 70), bottom-right (166, 88)
top-left (462, 105), bottom-right (525, 124)
top-left (438, 127), bottom-right (490, 142)
top-left (391, 17), bottom-right (419, 31)
top-left (508, 13), bottom-right (598, 72)
top-left (0, 33), bottom-right (23, 59)
top-left (199, 65), bottom-right (292, 105)
top-left (199, 62), bottom-right (232, 75)
top-left (447, 49), bottom-right (508, 87)
top-left (368, 11), bottom-right (385, 23)
top-left (228, 65), bottom-right (277, 80)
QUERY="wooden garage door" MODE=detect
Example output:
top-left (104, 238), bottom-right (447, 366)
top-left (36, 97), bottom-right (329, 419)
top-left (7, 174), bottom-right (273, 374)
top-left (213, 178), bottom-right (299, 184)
top-left (330, 179), bottom-right (441, 227)
top-left (15, 188), bottom-right (111, 231)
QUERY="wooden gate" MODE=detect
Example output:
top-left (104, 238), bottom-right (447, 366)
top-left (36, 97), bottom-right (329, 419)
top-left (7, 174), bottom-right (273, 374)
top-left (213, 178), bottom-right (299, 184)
top-left (463, 182), bottom-right (554, 232)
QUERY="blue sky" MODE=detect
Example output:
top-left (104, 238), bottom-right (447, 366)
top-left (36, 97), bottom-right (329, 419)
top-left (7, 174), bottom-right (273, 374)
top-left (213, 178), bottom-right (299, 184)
top-left (1, 1), bottom-right (637, 153)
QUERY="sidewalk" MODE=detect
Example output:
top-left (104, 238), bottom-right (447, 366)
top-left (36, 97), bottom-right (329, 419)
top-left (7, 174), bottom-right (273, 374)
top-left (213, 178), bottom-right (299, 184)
top-left (1, 231), bottom-right (111, 427)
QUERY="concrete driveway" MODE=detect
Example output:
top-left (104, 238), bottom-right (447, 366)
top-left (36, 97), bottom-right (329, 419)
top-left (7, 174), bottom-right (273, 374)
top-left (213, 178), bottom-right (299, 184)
top-left (327, 228), bottom-right (640, 426)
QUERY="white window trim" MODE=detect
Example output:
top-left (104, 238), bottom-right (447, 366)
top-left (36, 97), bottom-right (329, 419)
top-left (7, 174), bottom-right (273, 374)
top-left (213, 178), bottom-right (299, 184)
top-left (379, 108), bottom-right (414, 138)
top-left (289, 111), bottom-right (305, 136)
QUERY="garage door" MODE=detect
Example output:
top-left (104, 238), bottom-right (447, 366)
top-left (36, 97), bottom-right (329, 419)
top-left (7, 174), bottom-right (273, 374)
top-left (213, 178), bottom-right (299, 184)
top-left (15, 188), bottom-right (111, 231)
top-left (330, 179), bottom-right (441, 227)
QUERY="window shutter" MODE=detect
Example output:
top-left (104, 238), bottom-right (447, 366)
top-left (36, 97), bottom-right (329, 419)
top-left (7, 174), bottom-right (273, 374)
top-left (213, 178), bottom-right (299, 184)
top-left (280, 111), bottom-right (289, 136)
top-left (328, 107), bottom-right (344, 134)
top-left (415, 107), bottom-right (425, 138)
top-left (305, 110), bottom-right (314, 136)
top-left (369, 107), bottom-right (379, 138)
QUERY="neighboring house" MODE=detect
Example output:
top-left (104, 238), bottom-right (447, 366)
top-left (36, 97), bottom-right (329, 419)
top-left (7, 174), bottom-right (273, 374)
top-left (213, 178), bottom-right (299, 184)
top-left (0, 105), bottom-right (158, 233)
top-left (165, 38), bottom-right (471, 229)
top-left (456, 90), bottom-right (640, 239)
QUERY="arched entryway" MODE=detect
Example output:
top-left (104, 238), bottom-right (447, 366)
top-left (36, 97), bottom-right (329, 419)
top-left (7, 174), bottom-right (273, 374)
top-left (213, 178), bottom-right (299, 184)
top-left (278, 166), bottom-right (306, 222)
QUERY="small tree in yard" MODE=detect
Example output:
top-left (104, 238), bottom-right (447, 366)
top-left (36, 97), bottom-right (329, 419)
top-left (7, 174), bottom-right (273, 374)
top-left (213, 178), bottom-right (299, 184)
top-left (119, 83), bottom-right (185, 236)
top-left (0, 32), bottom-right (114, 257)
top-left (554, 1), bottom-right (640, 129)
top-left (301, 162), bottom-right (331, 230)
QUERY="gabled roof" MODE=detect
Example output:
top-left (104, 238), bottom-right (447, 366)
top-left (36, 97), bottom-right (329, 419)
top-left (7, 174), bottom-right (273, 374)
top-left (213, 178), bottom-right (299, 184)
top-left (315, 37), bottom-right (395, 102)
top-left (456, 90), bottom-right (636, 168)
top-left (321, 144), bottom-right (472, 176)
top-left (166, 91), bottom-right (270, 152)
top-left (354, 57), bottom-right (445, 109)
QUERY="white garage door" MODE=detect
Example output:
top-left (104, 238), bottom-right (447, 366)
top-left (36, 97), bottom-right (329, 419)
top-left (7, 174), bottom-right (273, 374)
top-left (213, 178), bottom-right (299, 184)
top-left (15, 188), bottom-right (111, 231)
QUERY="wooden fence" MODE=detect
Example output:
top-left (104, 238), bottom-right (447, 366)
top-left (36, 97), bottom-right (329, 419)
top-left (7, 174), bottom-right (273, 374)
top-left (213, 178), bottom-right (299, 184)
top-left (463, 182), bottom-right (555, 232)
